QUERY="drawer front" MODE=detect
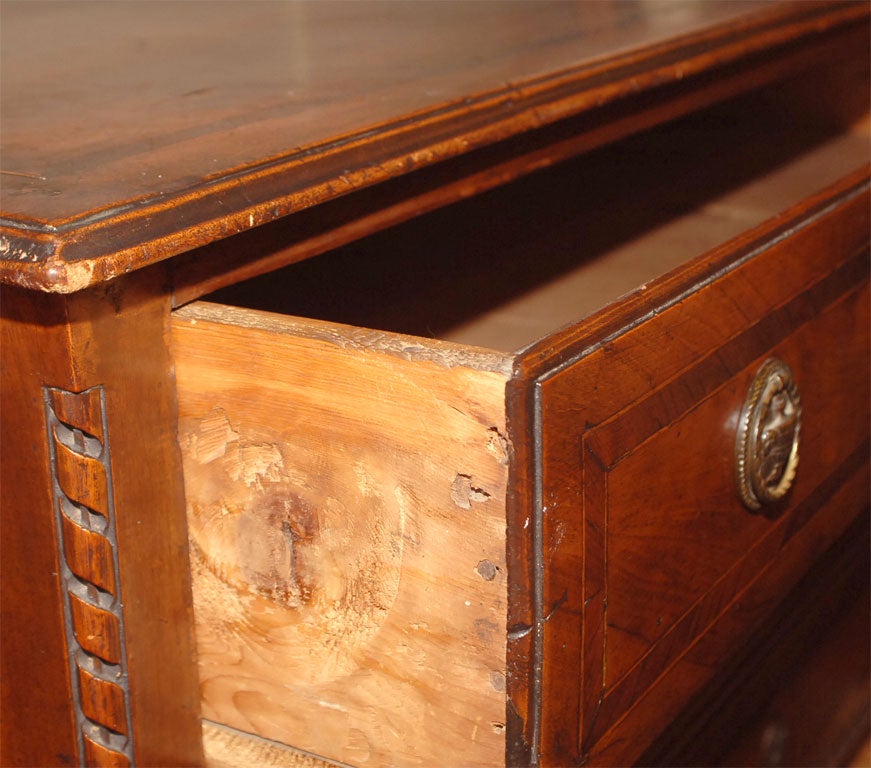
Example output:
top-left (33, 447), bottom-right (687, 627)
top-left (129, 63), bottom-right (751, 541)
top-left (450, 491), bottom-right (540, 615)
top-left (524, 172), bottom-right (870, 765)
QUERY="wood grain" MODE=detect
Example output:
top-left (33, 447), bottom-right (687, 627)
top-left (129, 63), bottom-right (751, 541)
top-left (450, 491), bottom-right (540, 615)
top-left (0, 3), bottom-right (867, 766)
top-left (202, 722), bottom-right (337, 768)
top-left (172, 304), bottom-right (510, 767)
top-left (592, 461), bottom-right (870, 767)
top-left (172, 15), bottom-right (870, 309)
top-left (589, 278), bottom-right (869, 745)
top-left (175, 132), bottom-right (869, 768)
top-left (1, 288), bottom-right (80, 765)
top-left (639, 508), bottom-right (869, 767)
top-left (529, 173), bottom-right (869, 765)
top-left (2, 1), bottom-right (867, 291)
top-left (0, 269), bottom-right (203, 766)
top-left (725, 545), bottom-right (869, 767)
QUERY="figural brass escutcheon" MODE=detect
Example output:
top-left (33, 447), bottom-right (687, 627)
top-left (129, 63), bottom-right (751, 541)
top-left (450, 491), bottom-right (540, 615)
top-left (735, 358), bottom-right (801, 512)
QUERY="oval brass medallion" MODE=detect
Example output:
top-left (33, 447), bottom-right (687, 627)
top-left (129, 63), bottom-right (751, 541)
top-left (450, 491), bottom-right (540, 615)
top-left (735, 358), bottom-right (802, 512)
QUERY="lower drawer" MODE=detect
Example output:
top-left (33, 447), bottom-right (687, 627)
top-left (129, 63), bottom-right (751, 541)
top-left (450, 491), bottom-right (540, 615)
top-left (641, 509), bottom-right (870, 768)
top-left (171, 102), bottom-right (869, 766)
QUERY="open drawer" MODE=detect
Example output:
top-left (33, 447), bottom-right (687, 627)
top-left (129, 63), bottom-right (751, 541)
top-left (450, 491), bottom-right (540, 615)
top-left (170, 90), bottom-right (870, 767)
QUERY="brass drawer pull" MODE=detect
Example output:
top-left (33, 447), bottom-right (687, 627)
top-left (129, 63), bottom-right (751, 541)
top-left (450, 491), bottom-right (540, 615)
top-left (735, 358), bottom-right (801, 511)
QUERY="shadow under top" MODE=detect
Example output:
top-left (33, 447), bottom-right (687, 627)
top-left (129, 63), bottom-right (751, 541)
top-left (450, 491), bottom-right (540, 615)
top-left (0, 0), bottom-right (863, 292)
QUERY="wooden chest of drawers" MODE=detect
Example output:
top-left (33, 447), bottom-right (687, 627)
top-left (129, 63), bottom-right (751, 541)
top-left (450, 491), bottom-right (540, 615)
top-left (1, 2), bottom-right (868, 766)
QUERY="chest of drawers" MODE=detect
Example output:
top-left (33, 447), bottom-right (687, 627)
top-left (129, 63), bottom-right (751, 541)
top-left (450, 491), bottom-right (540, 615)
top-left (1, 3), bottom-right (868, 766)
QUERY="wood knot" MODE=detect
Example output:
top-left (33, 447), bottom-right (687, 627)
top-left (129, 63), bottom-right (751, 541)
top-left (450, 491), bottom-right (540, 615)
top-left (237, 492), bottom-right (318, 608)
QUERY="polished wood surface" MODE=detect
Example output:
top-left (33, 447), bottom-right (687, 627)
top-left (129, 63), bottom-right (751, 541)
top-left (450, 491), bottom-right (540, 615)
top-left (1, 1), bottom-right (867, 291)
top-left (725, 554), bottom-right (870, 767)
top-left (643, 510), bottom-right (870, 767)
top-left (1, 2), bottom-right (868, 766)
top-left (171, 13), bottom-right (869, 310)
top-left (1, 290), bottom-right (80, 765)
top-left (0, 271), bottom-right (204, 766)
top-left (529, 172), bottom-right (869, 765)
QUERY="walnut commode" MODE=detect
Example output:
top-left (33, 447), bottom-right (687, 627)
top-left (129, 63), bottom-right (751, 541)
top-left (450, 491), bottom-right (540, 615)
top-left (1, 3), bottom-right (868, 766)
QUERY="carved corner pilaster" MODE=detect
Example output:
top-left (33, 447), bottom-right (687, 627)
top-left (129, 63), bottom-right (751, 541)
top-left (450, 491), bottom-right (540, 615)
top-left (44, 385), bottom-right (134, 767)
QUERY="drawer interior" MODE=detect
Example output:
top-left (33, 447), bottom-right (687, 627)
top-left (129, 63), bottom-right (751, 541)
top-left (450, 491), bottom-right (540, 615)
top-left (201, 81), bottom-right (869, 353)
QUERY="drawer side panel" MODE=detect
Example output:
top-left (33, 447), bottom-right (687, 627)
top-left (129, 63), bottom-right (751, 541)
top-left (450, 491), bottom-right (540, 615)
top-left (171, 307), bottom-right (510, 768)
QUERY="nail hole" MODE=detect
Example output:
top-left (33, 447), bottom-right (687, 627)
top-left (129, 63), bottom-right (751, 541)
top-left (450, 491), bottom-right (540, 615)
top-left (476, 559), bottom-right (498, 581)
top-left (489, 670), bottom-right (506, 692)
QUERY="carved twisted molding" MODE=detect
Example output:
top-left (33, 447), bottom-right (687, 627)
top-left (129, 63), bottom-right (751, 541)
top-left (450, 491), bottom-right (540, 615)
top-left (44, 386), bottom-right (134, 767)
